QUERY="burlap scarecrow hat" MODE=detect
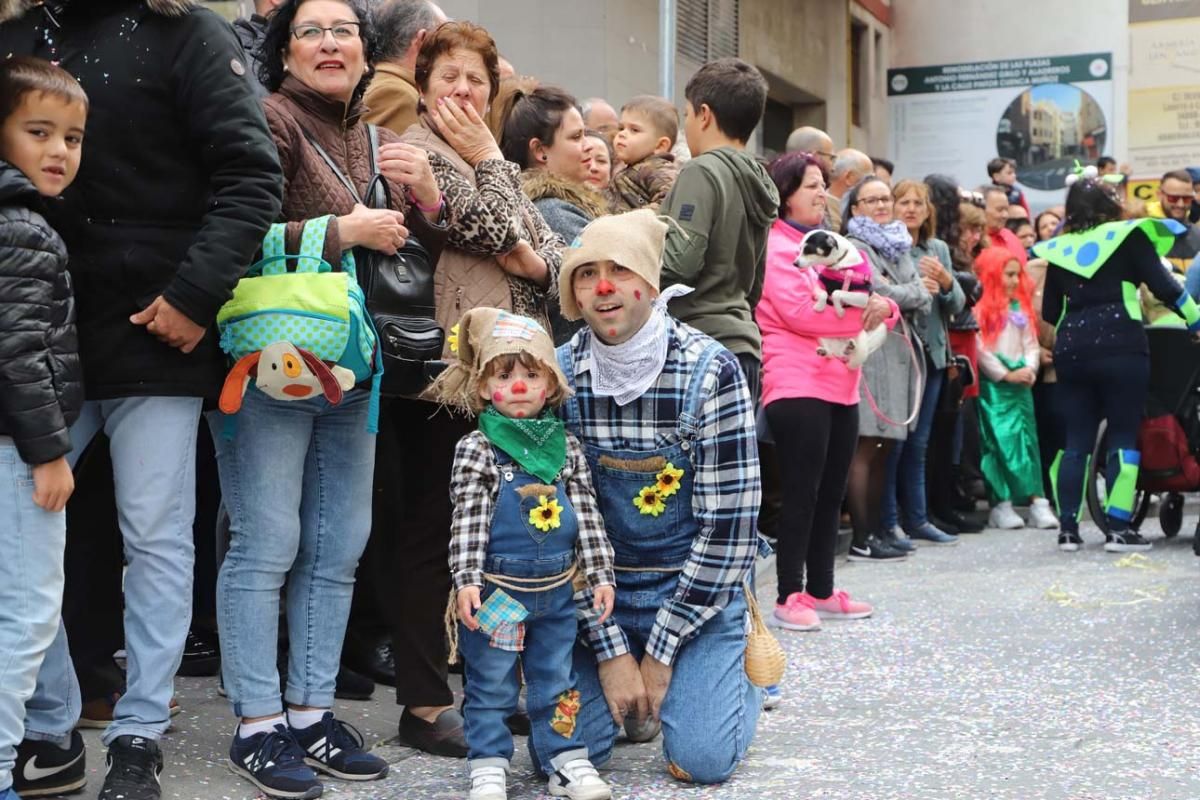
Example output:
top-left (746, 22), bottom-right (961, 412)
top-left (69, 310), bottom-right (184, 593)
top-left (558, 208), bottom-right (670, 321)
top-left (424, 307), bottom-right (570, 413)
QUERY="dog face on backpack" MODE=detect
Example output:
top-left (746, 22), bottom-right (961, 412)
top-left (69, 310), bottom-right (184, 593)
top-left (219, 341), bottom-right (356, 414)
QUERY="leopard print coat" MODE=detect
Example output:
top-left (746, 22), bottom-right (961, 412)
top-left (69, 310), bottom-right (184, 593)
top-left (426, 143), bottom-right (562, 322)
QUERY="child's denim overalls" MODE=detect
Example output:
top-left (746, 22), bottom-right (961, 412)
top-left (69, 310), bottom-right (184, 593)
top-left (458, 446), bottom-right (591, 774)
top-left (556, 340), bottom-right (760, 782)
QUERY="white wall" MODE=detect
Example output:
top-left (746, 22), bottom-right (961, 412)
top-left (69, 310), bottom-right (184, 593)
top-left (437, 0), bottom-right (663, 110)
top-left (890, 0), bottom-right (1129, 164)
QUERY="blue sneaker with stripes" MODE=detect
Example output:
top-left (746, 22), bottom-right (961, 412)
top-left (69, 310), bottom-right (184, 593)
top-left (228, 725), bottom-right (321, 800)
top-left (291, 712), bottom-right (388, 782)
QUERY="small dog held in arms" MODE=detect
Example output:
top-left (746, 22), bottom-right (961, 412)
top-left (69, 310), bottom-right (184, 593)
top-left (795, 230), bottom-right (887, 369)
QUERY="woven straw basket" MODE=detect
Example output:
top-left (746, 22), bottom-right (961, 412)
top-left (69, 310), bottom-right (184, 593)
top-left (743, 584), bottom-right (787, 687)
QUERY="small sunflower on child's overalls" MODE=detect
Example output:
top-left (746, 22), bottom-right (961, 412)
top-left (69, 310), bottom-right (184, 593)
top-left (529, 495), bottom-right (564, 531)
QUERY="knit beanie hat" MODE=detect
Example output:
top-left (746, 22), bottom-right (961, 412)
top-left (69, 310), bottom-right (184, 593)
top-left (558, 208), bottom-right (670, 321)
top-left (423, 307), bottom-right (570, 413)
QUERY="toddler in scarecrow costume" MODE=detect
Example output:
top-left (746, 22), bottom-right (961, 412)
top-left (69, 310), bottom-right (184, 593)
top-left (428, 307), bottom-right (617, 800)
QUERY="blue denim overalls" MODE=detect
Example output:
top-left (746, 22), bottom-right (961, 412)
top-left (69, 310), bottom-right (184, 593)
top-left (556, 341), bottom-right (760, 783)
top-left (458, 446), bottom-right (591, 775)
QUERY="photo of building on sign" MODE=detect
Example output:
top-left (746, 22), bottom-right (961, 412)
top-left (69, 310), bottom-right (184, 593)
top-left (997, 83), bottom-right (1107, 190)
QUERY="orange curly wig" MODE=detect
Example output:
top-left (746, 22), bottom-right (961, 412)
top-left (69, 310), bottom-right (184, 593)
top-left (975, 246), bottom-right (1034, 348)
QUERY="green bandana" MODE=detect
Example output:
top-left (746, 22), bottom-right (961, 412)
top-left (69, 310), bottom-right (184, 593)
top-left (1032, 217), bottom-right (1182, 279)
top-left (478, 406), bottom-right (567, 484)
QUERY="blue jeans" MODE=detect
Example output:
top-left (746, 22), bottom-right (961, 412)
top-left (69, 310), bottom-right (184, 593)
top-left (26, 397), bottom-right (201, 746)
top-left (571, 572), bottom-right (759, 785)
top-left (460, 579), bottom-right (586, 774)
top-left (211, 390), bottom-right (375, 718)
top-left (0, 439), bottom-right (67, 791)
top-left (882, 366), bottom-right (944, 531)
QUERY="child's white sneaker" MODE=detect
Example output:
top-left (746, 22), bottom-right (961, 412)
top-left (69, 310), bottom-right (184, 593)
top-left (1029, 498), bottom-right (1059, 529)
top-left (548, 758), bottom-right (611, 800)
top-left (989, 501), bottom-right (1024, 530)
top-left (469, 765), bottom-right (507, 800)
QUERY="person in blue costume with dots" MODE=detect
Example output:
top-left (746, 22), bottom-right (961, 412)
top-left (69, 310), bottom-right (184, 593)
top-left (1034, 173), bottom-right (1200, 553)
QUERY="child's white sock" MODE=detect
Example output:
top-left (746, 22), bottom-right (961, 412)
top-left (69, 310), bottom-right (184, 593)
top-left (287, 707), bottom-right (329, 730)
top-left (238, 714), bottom-right (285, 739)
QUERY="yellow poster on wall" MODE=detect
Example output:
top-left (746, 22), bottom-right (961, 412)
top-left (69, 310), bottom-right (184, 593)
top-left (1127, 6), bottom-right (1200, 178)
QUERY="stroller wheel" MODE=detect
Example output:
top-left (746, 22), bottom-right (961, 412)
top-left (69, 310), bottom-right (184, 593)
top-left (1160, 493), bottom-right (1184, 538)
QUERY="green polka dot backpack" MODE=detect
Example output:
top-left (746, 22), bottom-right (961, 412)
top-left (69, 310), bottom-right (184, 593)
top-left (216, 215), bottom-right (382, 430)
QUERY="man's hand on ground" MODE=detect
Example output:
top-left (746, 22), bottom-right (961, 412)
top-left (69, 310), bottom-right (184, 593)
top-left (597, 653), bottom-right (648, 725)
top-left (640, 655), bottom-right (673, 721)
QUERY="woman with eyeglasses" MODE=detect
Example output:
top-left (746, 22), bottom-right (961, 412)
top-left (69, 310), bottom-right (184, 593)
top-left (840, 176), bottom-right (938, 560)
top-left (212, 3), bottom-right (450, 797)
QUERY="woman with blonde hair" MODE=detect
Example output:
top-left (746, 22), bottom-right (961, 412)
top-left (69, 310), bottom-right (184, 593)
top-left (881, 179), bottom-right (965, 541)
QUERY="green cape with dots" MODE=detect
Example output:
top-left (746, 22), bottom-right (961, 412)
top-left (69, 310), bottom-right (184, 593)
top-left (1032, 217), bottom-right (1184, 279)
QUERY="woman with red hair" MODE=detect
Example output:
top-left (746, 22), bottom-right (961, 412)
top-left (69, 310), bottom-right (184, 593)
top-left (974, 247), bottom-right (1059, 530)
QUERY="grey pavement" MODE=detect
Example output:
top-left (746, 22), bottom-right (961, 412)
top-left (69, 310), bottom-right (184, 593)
top-left (61, 506), bottom-right (1200, 800)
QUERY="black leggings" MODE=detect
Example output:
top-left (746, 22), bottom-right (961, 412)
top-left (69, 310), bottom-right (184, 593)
top-left (766, 398), bottom-right (858, 603)
top-left (847, 435), bottom-right (897, 546)
top-left (1054, 354), bottom-right (1149, 532)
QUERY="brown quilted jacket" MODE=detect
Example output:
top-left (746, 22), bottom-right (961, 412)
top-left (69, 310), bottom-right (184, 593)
top-left (262, 76), bottom-right (447, 268)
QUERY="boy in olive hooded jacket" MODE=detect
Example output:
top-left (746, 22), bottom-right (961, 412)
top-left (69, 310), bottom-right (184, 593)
top-left (660, 58), bottom-right (779, 388)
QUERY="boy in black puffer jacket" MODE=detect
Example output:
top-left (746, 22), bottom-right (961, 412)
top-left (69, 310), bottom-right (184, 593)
top-left (0, 56), bottom-right (86, 800)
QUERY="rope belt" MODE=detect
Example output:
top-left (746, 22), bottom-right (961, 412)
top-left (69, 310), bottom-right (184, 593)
top-left (444, 565), bottom-right (578, 664)
top-left (482, 564), bottom-right (577, 593)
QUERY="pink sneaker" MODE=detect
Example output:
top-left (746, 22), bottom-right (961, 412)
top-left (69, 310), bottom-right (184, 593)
top-left (767, 592), bottom-right (821, 631)
top-left (805, 590), bottom-right (873, 620)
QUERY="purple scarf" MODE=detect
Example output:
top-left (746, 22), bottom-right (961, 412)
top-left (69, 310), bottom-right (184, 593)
top-left (847, 216), bottom-right (913, 263)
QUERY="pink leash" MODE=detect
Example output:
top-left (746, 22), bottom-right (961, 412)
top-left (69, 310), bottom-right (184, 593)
top-left (859, 313), bottom-right (925, 429)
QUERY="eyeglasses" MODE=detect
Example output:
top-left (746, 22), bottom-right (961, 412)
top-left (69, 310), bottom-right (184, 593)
top-left (855, 196), bottom-right (893, 207)
top-left (291, 22), bottom-right (361, 42)
top-left (1162, 193), bottom-right (1194, 205)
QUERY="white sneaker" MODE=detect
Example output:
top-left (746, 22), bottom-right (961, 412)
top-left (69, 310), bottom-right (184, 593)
top-left (989, 501), bottom-right (1024, 530)
top-left (469, 765), bottom-right (507, 800)
top-left (1029, 498), bottom-right (1059, 529)
top-left (548, 758), bottom-right (611, 800)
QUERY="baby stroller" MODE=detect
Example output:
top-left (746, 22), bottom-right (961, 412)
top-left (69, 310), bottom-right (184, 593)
top-left (1085, 327), bottom-right (1200, 548)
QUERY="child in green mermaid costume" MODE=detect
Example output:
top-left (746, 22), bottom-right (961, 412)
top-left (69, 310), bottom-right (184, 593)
top-left (974, 247), bottom-right (1060, 531)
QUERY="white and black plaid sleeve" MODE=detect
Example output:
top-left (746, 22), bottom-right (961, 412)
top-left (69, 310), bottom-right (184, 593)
top-left (448, 431), bottom-right (498, 591)
top-left (645, 349), bottom-right (761, 665)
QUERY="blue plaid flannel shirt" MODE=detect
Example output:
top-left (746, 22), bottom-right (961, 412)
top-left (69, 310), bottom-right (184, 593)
top-left (562, 319), bottom-right (762, 666)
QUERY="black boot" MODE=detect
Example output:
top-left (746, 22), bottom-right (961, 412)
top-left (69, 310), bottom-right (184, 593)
top-left (934, 508), bottom-right (983, 534)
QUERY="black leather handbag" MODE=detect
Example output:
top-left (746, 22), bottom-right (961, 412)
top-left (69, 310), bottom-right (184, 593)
top-left (305, 124), bottom-right (445, 397)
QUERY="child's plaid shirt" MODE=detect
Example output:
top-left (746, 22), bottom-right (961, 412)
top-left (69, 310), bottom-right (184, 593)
top-left (448, 430), bottom-right (616, 592)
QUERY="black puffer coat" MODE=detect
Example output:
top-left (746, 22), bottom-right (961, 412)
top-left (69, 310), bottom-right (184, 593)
top-left (0, 0), bottom-right (283, 399)
top-left (0, 163), bottom-right (83, 465)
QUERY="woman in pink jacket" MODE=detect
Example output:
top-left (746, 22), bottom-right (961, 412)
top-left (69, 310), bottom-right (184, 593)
top-left (758, 152), bottom-right (898, 633)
